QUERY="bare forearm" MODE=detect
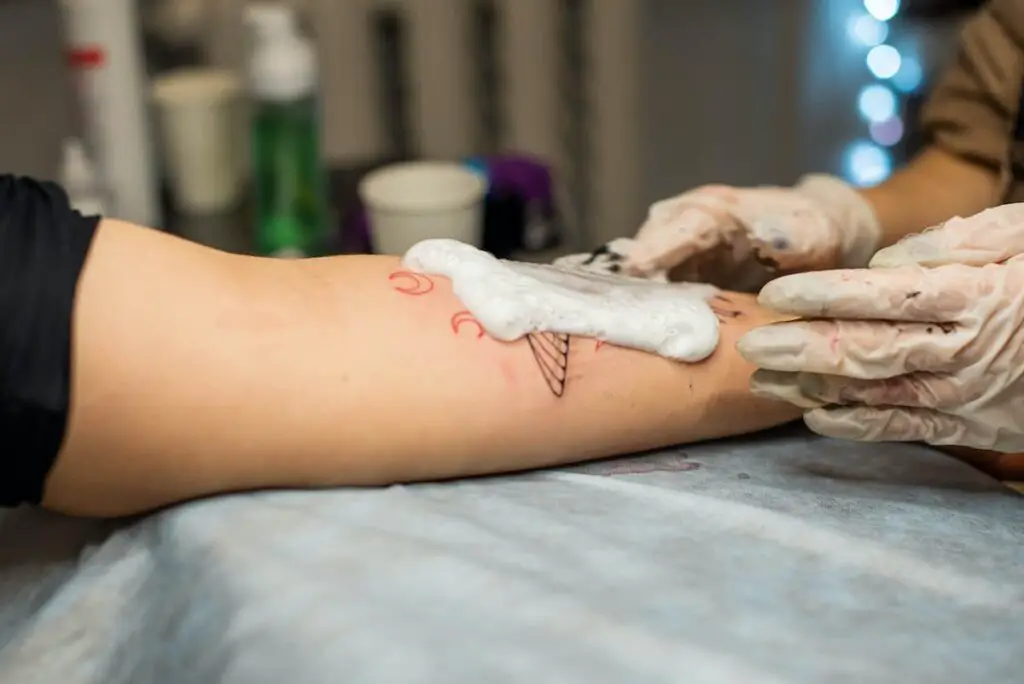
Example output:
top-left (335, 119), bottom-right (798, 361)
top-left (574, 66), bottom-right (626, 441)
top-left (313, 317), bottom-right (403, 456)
top-left (861, 146), bottom-right (1001, 248)
top-left (44, 220), bottom-right (797, 516)
top-left (292, 254), bottom-right (798, 481)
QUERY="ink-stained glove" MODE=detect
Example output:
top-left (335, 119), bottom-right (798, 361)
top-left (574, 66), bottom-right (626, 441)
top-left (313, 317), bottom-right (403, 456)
top-left (737, 203), bottom-right (1024, 452)
top-left (553, 237), bottom-right (670, 281)
top-left (623, 174), bottom-right (881, 291)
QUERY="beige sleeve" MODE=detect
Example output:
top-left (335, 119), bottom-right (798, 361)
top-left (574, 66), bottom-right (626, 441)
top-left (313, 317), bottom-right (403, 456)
top-left (920, 0), bottom-right (1024, 177)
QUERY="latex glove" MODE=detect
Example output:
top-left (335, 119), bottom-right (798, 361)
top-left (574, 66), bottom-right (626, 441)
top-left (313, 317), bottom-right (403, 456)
top-left (737, 204), bottom-right (1024, 452)
top-left (623, 174), bottom-right (881, 291)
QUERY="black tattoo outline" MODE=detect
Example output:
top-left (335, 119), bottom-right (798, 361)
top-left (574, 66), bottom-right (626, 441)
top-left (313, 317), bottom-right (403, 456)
top-left (581, 244), bottom-right (625, 266)
top-left (710, 295), bottom-right (742, 323)
top-left (526, 332), bottom-right (570, 397)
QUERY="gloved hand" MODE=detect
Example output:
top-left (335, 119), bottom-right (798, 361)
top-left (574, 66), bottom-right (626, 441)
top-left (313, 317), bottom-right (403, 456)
top-left (736, 204), bottom-right (1024, 452)
top-left (553, 237), bottom-right (672, 281)
top-left (621, 174), bottom-right (882, 290)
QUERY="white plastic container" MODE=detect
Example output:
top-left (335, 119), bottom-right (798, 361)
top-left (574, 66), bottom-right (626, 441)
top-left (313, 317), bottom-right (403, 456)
top-left (61, 0), bottom-right (160, 227)
top-left (152, 68), bottom-right (244, 215)
top-left (359, 162), bottom-right (487, 256)
top-left (60, 138), bottom-right (108, 217)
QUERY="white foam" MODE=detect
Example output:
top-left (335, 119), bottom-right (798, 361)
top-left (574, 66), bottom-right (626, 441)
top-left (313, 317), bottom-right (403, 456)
top-left (402, 239), bottom-right (721, 362)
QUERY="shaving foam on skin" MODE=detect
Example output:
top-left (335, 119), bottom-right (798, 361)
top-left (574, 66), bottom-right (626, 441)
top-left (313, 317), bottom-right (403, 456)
top-left (402, 239), bottom-right (721, 362)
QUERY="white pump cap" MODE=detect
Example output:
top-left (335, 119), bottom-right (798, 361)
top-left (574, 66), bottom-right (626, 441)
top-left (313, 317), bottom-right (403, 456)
top-left (61, 137), bottom-right (97, 190)
top-left (60, 137), bottom-right (108, 216)
top-left (246, 3), bottom-right (317, 102)
top-left (246, 2), bottom-right (294, 37)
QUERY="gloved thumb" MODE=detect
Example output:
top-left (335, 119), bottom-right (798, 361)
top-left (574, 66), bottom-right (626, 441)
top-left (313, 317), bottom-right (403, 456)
top-left (869, 204), bottom-right (1024, 268)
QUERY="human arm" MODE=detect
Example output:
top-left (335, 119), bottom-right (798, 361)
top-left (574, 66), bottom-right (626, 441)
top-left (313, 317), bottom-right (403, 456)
top-left (860, 147), bottom-right (1001, 249)
top-left (859, 0), bottom-right (1024, 248)
top-left (598, 2), bottom-right (1020, 290)
top-left (612, 152), bottom-right (997, 290)
top-left (41, 219), bottom-right (800, 517)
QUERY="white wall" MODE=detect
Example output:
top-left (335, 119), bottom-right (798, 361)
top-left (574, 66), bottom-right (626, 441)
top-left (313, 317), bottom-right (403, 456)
top-left (0, 0), bottom-right (74, 179)
top-left (639, 0), bottom-right (807, 216)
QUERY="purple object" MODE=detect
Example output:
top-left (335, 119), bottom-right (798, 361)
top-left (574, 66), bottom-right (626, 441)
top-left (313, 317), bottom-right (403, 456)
top-left (470, 154), bottom-right (560, 255)
top-left (484, 154), bottom-right (554, 214)
top-left (348, 208), bottom-right (373, 254)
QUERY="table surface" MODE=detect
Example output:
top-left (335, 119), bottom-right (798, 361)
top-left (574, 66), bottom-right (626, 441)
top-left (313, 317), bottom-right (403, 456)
top-left (1, 425), bottom-right (1021, 683)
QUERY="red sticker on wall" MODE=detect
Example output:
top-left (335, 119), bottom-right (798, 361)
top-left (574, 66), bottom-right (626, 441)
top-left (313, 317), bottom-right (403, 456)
top-left (68, 46), bottom-right (106, 69)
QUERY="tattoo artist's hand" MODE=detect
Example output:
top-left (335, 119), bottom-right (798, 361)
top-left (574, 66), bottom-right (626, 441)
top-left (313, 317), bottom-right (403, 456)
top-left (737, 204), bottom-right (1024, 452)
top-left (623, 175), bottom-right (881, 291)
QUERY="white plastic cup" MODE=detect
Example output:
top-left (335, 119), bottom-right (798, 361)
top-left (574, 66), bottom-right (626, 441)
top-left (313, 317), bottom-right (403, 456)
top-left (151, 68), bottom-right (244, 215)
top-left (358, 161), bottom-right (487, 255)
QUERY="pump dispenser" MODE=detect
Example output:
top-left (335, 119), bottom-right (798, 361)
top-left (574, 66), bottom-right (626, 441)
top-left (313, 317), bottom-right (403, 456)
top-left (61, 138), bottom-right (109, 217)
top-left (246, 3), bottom-right (329, 257)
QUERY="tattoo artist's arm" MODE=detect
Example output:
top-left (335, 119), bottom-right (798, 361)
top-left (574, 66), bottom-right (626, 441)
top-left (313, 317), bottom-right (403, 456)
top-left (860, 146), bottom-right (1001, 249)
top-left (44, 219), bottom-right (799, 516)
top-left (859, 2), bottom-right (1022, 248)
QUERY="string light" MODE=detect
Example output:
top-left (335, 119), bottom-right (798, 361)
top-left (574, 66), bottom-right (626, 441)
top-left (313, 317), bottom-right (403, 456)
top-left (869, 117), bottom-right (904, 146)
top-left (843, 0), bottom-right (911, 186)
top-left (858, 84), bottom-right (897, 123)
top-left (847, 15), bottom-right (888, 46)
top-left (866, 45), bottom-right (901, 79)
top-left (892, 55), bottom-right (923, 93)
top-left (845, 141), bottom-right (892, 186)
top-left (864, 0), bottom-right (900, 22)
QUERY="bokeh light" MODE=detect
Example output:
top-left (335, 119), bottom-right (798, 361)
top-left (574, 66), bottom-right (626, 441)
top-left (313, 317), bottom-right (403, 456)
top-left (869, 116), bottom-right (904, 147)
top-left (844, 141), bottom-right (893, 186)
top-left (847, 14), bottom-right (889, 47)
top-left (866, 44), bottom-right (901, 79)
top-left (858, 84), bottom-right (898, 123)
top-left (892, 54), bottom-right (923, 92)
top-left (864, 0), bottom-right (900, 22)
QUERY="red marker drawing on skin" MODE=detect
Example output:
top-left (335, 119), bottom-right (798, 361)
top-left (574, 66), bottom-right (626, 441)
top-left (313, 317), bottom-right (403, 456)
top-left (388, 271), bottom-right (435, 296)
top-left (450, 310), bottom-right (485, 339)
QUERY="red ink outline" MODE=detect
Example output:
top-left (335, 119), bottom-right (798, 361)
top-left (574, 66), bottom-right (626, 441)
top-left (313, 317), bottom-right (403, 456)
top-left (450, 310), bottom-right (485, 339)
top-left (388, 270), bottom-right (435, 296)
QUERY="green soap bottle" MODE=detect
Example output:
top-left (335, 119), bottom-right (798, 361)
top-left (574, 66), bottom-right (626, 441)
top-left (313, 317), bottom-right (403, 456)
top-left (246, 3), bottom-right (329, 258)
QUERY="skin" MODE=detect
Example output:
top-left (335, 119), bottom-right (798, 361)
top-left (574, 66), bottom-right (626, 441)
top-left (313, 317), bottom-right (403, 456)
top-left (42, 219), bottom-right (800, 517)
top-left (860, 146), bottom-right (1002, 248)
top-left (940, 447), bottom-right (1024, 482)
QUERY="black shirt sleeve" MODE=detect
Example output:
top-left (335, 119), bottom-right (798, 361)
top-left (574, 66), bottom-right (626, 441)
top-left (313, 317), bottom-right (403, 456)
top-left (0, 175), bottom-right (100, 507)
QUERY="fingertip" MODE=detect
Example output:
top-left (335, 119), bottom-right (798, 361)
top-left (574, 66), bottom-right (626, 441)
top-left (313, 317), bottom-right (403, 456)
top-left (867, 247), bottom-right (902, 269)
top-left (869, 213), bottom-right (1021, 268)
top-left (755, 277), bottom-right (787, 310)
top-left (756, 273), bottom-right (819, 313)
top-left (735, 327), bottom-right (767, 363)
top-left (749, 369), bottom-right (825, 408)
top-left (747, 367), bottom-right (777, 394)
top-left (868, 237), bottom-right (939, 268)
top-left (803, 407), bottom-right (853, 440)
top-left (735, 322), bottom-right (809, 371)
top-left (620, 257), bottom-right (657, 279)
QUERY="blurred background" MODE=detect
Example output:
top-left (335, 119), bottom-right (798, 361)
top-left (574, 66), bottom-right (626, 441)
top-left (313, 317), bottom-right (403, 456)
top-left (0, 0), bottom-right (984, 259)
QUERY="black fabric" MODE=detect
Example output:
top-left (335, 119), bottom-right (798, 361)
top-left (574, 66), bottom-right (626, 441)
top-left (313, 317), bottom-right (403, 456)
top-left (0, 175), bottom-right (99, 507)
